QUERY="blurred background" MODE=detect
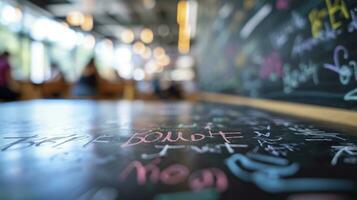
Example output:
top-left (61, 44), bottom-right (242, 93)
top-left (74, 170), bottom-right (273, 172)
top-left (0, 0), bottom-right (201, 101)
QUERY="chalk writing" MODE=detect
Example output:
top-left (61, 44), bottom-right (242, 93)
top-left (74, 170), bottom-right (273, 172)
top-left (345, 88), bottom-right (357, 101)
top-left (1, 134), bottom-right (90, 151)
top-left (324, 45), bottom-right (357, 85)
top-left (288, 126), bottom-right (346, 141)
top-left (270, 12), bottom-right (306, 48)
top-left (121, 130), bottom-right (243, 148)
top-left (226, 153), bottom-right (356, 192)
top-left (309, 8), bottom-right (328, 38)
top-left (292, 23), bottom-right (341, 57)
top-left (348, 8), bottom-right (357, 32)
top-left (331, 144), bottom-right (357, 165)
top-left (141, 143), bottom-right (248, 159)
top-left (283, 62), bottom-right (319, 94)
top-left (259, 52), bottom-right (283, 81)
top-left (323, 45), bottom-right (357, 101)
top-left (119, 159), bottom-right (228, 192)
top-left (252, 125), bottom-right (298, 156)
top-left (325, 0), bottom-right (350, 29)
top-left (308, 0), bottom-right (349, 38)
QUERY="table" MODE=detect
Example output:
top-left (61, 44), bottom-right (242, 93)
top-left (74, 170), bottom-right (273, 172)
top-left (0, 100), bottom-right (356, 200)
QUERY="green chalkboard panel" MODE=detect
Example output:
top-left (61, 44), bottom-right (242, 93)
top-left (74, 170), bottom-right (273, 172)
top-left (196, 0), bottom-right (357, 109)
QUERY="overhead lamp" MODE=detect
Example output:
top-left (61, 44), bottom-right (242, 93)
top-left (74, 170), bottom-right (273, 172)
top-left (141, 47), bottom-right (152, 59)
top-left (176, 55), bottom-right (194, 68)
top-left (1, 5), bottom-right (22, 25)
top-left (140, 28), bottom-right (154, 44)
top-left (153, 47), bottom-right (165, 58)
top-left (120, 29), bottom-right (135, 44)
top-left (133, 68), bottom-right (145, 81)
top-left (143, 0), bottom-right (156, 9)
top-left (81, 14), bottom-right (93, 31)
top-left (157, 55), bottom-right (171, 67)
top-left (83, 34), bottom-right (96, 49)
top-left (133, 41), bottom-right (146, 55)
top-left (66, 11), bottom-right (84, 26)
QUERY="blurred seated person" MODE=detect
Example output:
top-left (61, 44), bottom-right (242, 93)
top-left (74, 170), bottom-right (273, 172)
top-left (152, 74), bottom-right (164, 99)
top-left (0, 52), bottom-right (18, 101)
top-left (166, 82), bottom-right (183, 100)
top-left (42, 62), bottom-right (67, 98)
top-left (152, 76), bottom-right (182, 100)
top-left (48, 62), bottom-right (65, 83)
top-left (72, 58), bottom-right (100, 97)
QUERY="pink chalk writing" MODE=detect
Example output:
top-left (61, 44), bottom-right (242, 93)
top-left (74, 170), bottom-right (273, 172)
top-left (188, 168), bottom-right (228, 192)
top-left (160, 164), bottom-right (189, 185)
top-left (119, 159), bottom-right (228, 192)
top-left (121, 130), bottom-right (243, 148)
top-left (259, 52), bottom-right (283, 80)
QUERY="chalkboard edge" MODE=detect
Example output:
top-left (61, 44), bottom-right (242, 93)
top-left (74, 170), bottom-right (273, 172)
top-left (199, 92), bottom-right (357, 133)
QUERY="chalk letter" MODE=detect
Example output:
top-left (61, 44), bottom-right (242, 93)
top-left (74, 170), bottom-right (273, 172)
top-left (160, 164), bottom-right (189, 185)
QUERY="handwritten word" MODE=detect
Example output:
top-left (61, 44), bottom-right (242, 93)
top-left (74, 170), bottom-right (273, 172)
top-left (270, 12), bottom-right (306, 48)
top-left (264, 144), bottom-right (299, 157)
top-left (0, 134), bottom-right (123, 151)
top-left (309, 8), bottom-right (328, 38)
top-left (0, 134), bottom-right (91, 151)
top-left (323, 45), bottom-right (357, 101)
top-left (119, 159), bottom-right (228, 192)
top-left (121, 130), bottom-right (243, 148)
top-left (348, 8), bottom-right (357, 32)
top-left (325, 0), bottom-right (350, 29)
top-left (253, 126), bottom-right (298, 156)
top-left (225, 153), bottom-right (356, 192)
top-left (178, 123), bottom-right (197, 128)
top-left (292, 23), bottom-right (341, 57)
top-left (254, 126), bottom-right (282, 147)
top-left (141, 143), bottom-right (248, 159)
top-left (288, 126), bottom-right (345, 141)
top-left (283, 62), bottom-right (319, 94)
top-left (271, 118), bottom-right (294, 127)
top-left (331, 145), bottom-right (357, 165)
top-left (308, 0), bottom-right (349, 38)
top-left (324, 46), bottom-right (357, 85)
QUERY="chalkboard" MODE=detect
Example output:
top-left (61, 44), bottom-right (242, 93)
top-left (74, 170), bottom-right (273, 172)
top-left (0, 100), bottom-right (356, 200)
top-left (196, 0), bottom-right (357, 109)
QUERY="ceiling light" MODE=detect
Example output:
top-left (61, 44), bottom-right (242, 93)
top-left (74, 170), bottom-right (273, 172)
top-left (120, 29), bottom-right (135, 44)
top-left (81, 14), bottom-right (93, 31)
top-left (66, 11), bottom-right (84, 26)
top-left (141, 47), bottom-right (152, 59)
top-left (143, 0), bottom-right (156, 9)
top-left (133, 41), bottom-right (146, 55)
top-left (153, 47), bottom-right (165, 58)
top-left (140, 28), bottom-right (154, 44)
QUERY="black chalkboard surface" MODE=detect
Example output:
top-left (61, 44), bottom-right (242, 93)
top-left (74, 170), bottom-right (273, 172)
top-left (0, 100), bottom-right (356, 200)
top-left (196, 0), bottom-right (357, 109)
